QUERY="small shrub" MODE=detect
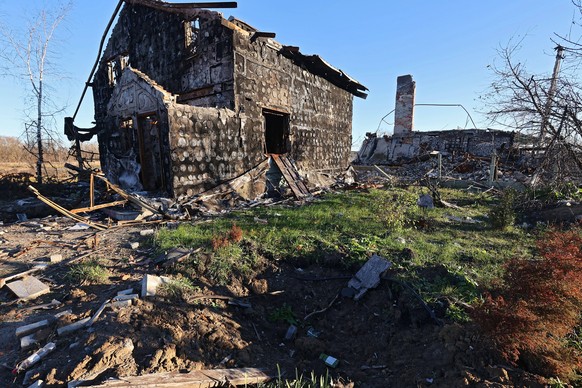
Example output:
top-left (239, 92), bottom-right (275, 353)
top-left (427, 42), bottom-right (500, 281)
top-left (268, 304), bottom-right (297, 325)
top-left (472, 229), bottom-right (582, 379)
top-left (68, 260), bottom-right (110, 285)
top-left (488, 189), bottom-right (516, 230)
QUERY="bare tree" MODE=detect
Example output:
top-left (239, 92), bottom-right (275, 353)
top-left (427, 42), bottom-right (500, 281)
top-left (481, 38), bottom-right (582, 186)
top-left (0, 2), bottom-right (71, 184)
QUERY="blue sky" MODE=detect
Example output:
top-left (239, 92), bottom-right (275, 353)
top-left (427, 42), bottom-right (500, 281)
top-left (0, 0), bottom-right (578, 148)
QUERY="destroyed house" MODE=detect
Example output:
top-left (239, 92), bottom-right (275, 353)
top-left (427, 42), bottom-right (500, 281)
top-left (89, 0), bottom-right (368, 197)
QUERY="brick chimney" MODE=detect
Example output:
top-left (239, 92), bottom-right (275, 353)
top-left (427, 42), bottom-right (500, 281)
top-left (394, 75), bottom-right (415, 135)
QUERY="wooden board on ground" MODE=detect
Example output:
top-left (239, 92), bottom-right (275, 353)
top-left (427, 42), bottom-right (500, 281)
top-left (91, 367), bottom-right (272, 387)
top-left (271, 154), bottom-right (310, 199)
top-left (6, 276), bottom-right (50, 300)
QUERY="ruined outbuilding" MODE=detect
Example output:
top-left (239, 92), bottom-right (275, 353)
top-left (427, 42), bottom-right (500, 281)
top-left (356, 75), bottom-right (515, 165)
top-left (85, 0), bottom-right (367, 197)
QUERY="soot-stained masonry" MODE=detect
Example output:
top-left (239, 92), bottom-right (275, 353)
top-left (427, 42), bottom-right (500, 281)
top-left (82, 0), bottom-right (367, 198)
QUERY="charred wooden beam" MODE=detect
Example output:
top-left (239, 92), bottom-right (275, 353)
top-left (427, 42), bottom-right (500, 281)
top-left (250, 31), bottom-right (276, 43)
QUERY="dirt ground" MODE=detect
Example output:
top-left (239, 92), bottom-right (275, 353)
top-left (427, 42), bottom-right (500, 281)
top-left (0, 210), bottom-right (551, 388)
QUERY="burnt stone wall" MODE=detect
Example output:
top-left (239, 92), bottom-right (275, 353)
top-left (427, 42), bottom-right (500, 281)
top-left (232, 32), bottom-right (354, 172)
top-left (167, 103), bottom-right (264, 197)
top-left (357, 129), bottom-right (516, 164)
top-left (93, 5), bottom-right (235, 133)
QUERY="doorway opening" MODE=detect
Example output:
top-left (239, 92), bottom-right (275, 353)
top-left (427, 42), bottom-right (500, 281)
top-left (263, 109), bottom-right (290, 154)
top-left (136, 113), bottom-right (165, 191)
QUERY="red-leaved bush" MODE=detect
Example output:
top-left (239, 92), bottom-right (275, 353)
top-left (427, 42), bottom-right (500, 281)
top-left (211, 223), bottom-right (243, 250)
top-left (472, 229), bottom-right (582, 378)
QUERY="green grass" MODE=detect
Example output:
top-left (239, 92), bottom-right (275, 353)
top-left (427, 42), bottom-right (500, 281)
top-left (67, 259), bottom-right (110, 285)
top-left (157, 276), bottom-right (199, 301)
top-left (155, 186), bottom-right (537, 321)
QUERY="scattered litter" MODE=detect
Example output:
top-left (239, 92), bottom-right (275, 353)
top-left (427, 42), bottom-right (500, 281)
top-left (14, 342), bottom-right (56, 373)
top-left (446, 215), bottom-right (482, 224)
top-left (306, 327), bottom-right (321, 338)
top-left (284, 325), bottom-right (297, 340)
top-left (254, 217), bottom-right (268, 224)
top-left (67, 223), bottom-right (90, 231)
top-left (346, 254), bottom-right (392, 300)
top-left (319, 353), bottom-right (339, 368)
top-left (27, 380), bottom-right (44, 388)
top-left (17, 213), bottom-right (28, 222)
top-left (6, 276), bottom-right (50, 300)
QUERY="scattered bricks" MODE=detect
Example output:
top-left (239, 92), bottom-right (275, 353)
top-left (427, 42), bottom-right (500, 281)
top-left (49, 254), bottom-right (63, 263)
top-left (129, 242), bottom-right (140, 250)
top-left (6, 276), bottom-right (50, 301)
top-left (141, 274), bottom-right (172, 297)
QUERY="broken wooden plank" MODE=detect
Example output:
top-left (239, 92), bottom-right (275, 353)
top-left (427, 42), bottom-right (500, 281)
top-left (271, 154), bottom-right (310, 199)
top-left (347, 254), bottom-right (392, 300)
top-left (91, 367), bottom-right (272, 387)
top-left (27, 186), bottom-right (108, 230)
top-left (6, 276), bottom-right (50, 301)
top-left (93, 174), bottom-right (160, 215)
top-left (70, 200), bottom-right (128, 214)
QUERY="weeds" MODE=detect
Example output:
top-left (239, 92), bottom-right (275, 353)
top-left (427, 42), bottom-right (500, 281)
top-left (67, 260), bottom-right (110, 285)
top-left (268, 304), bottom-right (297, 325)
top-left (158, 276), bottom-right (198, 302)
top-left (488, 189), bottom-right (516, 230)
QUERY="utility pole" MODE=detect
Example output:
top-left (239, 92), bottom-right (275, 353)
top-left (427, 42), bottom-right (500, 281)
top-left (540, 45), bottom-right (565, 143)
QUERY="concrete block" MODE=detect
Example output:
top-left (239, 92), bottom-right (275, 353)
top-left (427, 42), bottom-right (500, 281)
top-left (140, 229), bottom-right (155, 236)
top-left (111, 299), bottom-right (132, 308)
top-left (6, 276), bottom-right (50, 300)
top-left (57, 317), bottom-right (91, 336)
top-left (16, 319), bottom-right (50, 338)
top-left (141, 274), bottom-right (171, 297)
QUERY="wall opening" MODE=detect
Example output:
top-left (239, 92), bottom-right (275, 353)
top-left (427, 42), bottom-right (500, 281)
top-left (263, 109), bottom-right (290, 154)
top-left (136, 113), bottom-right (165, 191)
top-left (184, 18), bottom-right (200, 56)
